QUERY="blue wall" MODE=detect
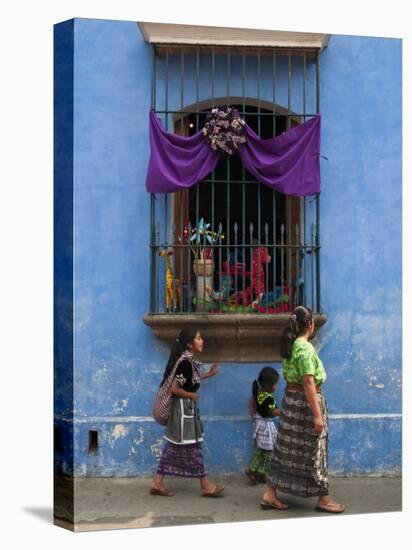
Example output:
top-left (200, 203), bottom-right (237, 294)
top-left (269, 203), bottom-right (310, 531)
top-left (54, 20), bottom-right (74, 474)
top-left (319, 35), bottom-right (402, 473)
top-left (54, 20), bottom-right (401, 476)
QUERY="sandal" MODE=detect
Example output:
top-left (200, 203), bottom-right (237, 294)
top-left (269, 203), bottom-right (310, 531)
top-left (260, 499), bottom-right (289, 510)
top-left (150, 486), bottom-right (174, 497)
top-left (202, 484), bottom-right (225, 497)
top-left (316, 502), bottom-right (345, 513)
top-left (245, 469), bottom-right (258, 485)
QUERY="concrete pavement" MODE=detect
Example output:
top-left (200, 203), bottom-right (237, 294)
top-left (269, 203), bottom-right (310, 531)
top-left (54, 474), bottom-right (402, 532)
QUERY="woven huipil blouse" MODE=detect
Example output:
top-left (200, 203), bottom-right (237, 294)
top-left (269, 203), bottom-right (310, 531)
top-left (282, 338), bottom-right (327, 385)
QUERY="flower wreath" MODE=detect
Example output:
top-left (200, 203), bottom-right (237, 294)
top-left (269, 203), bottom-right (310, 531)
top-left (202, 107), bottom-right (246, 155)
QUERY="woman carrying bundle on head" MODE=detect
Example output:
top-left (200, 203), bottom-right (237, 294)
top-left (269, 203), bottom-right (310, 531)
top-left (260, 306), bottom-right (345, 513)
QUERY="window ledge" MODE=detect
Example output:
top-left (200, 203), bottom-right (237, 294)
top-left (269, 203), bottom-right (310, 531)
top-left (143, 313), bottom-right (327, 362)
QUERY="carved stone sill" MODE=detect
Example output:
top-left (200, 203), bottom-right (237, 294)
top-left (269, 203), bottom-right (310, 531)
top-left (143, 313), bottom-right (327, 362)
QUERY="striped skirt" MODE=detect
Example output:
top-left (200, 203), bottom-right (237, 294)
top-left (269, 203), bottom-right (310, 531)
top-left (266, 389), bottom-right (329, 498)
top-left (156, 441), bottom-right (207, 478)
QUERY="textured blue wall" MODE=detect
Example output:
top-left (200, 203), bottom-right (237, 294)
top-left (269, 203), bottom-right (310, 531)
top-left (318, 35), bottom-right (402, 473)
top-left (54, 20), bottom-right (401, 476)
top-left (54, 20), bottom-right (74, 474)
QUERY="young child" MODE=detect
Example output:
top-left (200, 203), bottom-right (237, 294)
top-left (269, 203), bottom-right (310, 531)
top-left (245, 367), bottom-right (280, 484)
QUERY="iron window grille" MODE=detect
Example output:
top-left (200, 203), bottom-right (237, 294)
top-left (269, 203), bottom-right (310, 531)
top-left (149, 45), bottom-right (321, 316)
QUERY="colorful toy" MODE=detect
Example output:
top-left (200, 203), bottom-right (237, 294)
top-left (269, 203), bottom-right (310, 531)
top-left (235, 246), bottom-right (271, 306)
top-left (206, 275), bottom-right (233, 302)
top-left (189, 218), bottom-right (224, 261)
top-left (159, 248), bottom-right (181, 311)
top-left (254, 286), bottom-right (292, 313)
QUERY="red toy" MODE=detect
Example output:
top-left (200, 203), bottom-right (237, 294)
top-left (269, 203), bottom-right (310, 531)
top-left (235, 247), bottom-right (271, 306)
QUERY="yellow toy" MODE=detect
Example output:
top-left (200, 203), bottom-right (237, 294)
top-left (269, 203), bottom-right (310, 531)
top-left (159, 248), bottom-right (181, 311)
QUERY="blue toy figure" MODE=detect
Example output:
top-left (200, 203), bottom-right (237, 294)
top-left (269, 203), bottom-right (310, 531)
top-left (206, 275), bottom-right (233, 302)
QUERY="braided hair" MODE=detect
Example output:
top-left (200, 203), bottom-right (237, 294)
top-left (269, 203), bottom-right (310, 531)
top-left (280, 305), bottom-right (314, 359)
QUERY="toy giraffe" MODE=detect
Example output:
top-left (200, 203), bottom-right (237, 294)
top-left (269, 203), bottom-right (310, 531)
top-left (159, 248), bottom-right (181, 311)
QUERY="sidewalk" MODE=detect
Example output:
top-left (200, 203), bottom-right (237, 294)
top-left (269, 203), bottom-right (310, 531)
top-left (54, 474), bottom-right (402, 532)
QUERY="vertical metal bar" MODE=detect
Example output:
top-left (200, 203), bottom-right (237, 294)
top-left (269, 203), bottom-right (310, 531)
top-left (242, 49), bottom-right (246, 114)
top-left (316, 51), bottom-right (321, 312)
top-left (156, 222), bottom-right (160, 312)
top-left (227, 176), bottom-right (230, 264)
top-left (226, 151), bottom-right (232, 194)
top-left (316, 51), bottom-right (321, 114)
top-left (211, 53), bottom-right (215, 292)
top-left (211, 47), bottom-right (215, 108)
top-left (299, 195), bottom-right (303, 307)
top-left (226, 48), bottom-right (231, 271)
top-left (211, 47), bottom-right (216, 312)
top-left (172, 224), bottom-right (177, 311)
top-left (234, 222), bottom-right (238, 313)
top-left (218, 222), bottom-right (223, 313)
top-left (250, 223), bottom-right (254, 311)
top-left (164, 194), bottom-right (168, 312)
top-left (180, 49), bottom-right (184, 134)
top-left (303, 196), bottom-right (307, 305)
top-left (242, 182), bottom-right (246, 308)
top-left (242, 48), bottom-right (246, 304)
top-left (211, 181), bottom-right (215, 271)
top-left (150, 194), bottom-right (156, 312)
top-left (196, 185), bottom-right (200, 309)
top-left (202, 218), bottom-right (206, 309)
top-left (257, 184), bottom-right (261, 314)
top-left (226, 47), bottom-right (230, 267)
top-left (165, 50), bottom-right (169, 130)
top-left (257, 50), bottom-right (261, 136)
top-left (187, 221), bottom-right (192, 313)
top-left (271, 50), bottom-right (277, 309)
top-left (192, 191), bottom-right (199, 313)
top-left (287, 196), bottom-right (292, 310)
top-left (227, 50), bottom-right (231, 107)
top-left (287, 50), bottom-right (291, 130)
top-left (152, 46), bottom-right (156, 111)
top-left (280, 223), bottom-right (285, 311)
top-left (265, 223), bottom-right (269, 312)
top-left (257, 49), bottom-right (262, 314)
top-left (311, 223), bottom-right (315, 311)
top-left (272, 49), bottom-right (277, 136)
top-left (180, 195), bottom-right (184, 312)
top-left (196, 186), bottom-right (199, 239)
top-left (196, 46), bottom-right (200, 131)
top-left (303, 53), bottom-right (306, 122)
top-left (174, 49), bottom-right (184, 311)
top-left (150, 46), bottom-right (156, 312)
top-left (315, 199), bottom-right (320, 313)
top-left (295, 223), bottom-right (299, 307)
top-left (272, 190), bottom-right (276, 308)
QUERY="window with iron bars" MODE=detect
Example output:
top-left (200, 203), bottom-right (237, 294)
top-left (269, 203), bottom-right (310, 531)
top-left (149, 45), bottom-right (321, 316)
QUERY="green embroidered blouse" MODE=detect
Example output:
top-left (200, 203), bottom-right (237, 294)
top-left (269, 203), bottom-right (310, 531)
top-left (282, 338), bottom-right (327, 385)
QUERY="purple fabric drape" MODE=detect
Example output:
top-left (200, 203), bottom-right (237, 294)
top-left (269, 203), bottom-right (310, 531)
top-left (146, 110), bottom-right (321, 196)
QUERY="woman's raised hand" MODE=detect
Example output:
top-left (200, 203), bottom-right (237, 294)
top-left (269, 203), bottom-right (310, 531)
top-left (208, 363), bottom-right (220, 377)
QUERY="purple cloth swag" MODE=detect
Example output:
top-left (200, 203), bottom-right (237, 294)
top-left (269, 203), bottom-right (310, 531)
top-left (146, 110), bottom-right (321, 196)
